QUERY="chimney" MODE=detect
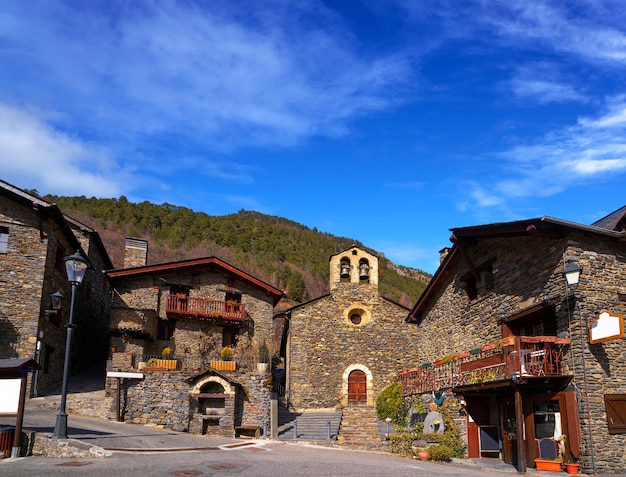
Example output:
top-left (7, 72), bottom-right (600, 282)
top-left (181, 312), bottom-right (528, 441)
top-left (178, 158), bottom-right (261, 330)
top-left (124, 238), bottom-right (148, 268)
top-left (439, 247), bottom-right (451, 264)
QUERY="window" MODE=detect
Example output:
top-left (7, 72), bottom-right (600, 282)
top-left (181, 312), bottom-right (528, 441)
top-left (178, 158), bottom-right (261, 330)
top-left (340, 258), bottom-right (351, 281)
top-left (0, 226), bottom-right (8, 253)
top-left (222, 326), bottom-right (238, 348)
top-left (157, 319), bottom-right (176, 341)
top-left (225, 292), bottom-right (241, 303)
top-left (358, 258), bottom-right (370, 283)
top-left (346, 306), bottom-right (370, 327)
top-left (605, 394), bottom-right (626, 434)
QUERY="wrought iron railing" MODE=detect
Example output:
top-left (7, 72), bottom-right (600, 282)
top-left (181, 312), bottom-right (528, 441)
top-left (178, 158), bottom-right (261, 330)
top-left (399, 335), bottom-right (571, 395)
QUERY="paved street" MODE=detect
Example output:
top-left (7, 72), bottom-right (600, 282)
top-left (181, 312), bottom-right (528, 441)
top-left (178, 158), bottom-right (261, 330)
top-left (0, 395), bottom-right (529, 477)
top-left (0, 388), bottom-right (602, 477)
top-left (2, 439), bottom-right (522, 477)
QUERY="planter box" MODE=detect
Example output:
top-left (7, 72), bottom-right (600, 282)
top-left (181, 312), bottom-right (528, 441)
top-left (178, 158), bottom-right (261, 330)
top-left (210, 360), bottom-right (237, 371)
top-left (535, 459), bottom-right (562, 471)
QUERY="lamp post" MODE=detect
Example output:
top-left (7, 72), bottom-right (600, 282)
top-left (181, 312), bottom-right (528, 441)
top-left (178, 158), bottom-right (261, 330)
top-left (562, 261), bottom-right (595, 473)
top-left (52, 250), bottom-right (90, 439)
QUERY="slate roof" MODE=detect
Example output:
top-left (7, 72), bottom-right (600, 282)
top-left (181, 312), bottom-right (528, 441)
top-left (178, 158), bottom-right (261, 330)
top-left (591, 205), bottom-right (626, 232)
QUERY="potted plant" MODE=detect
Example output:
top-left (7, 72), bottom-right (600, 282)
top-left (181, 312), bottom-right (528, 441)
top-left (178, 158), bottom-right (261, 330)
top-left (211, 346), bottom-right (237, 371)
top-left (564, 461), bottom-right (579, 474)
top-left (257, 341), bottom-right (270, 373)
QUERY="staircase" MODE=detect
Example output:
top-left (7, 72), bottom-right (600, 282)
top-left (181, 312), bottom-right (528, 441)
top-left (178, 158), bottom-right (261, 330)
top-left (336, 406), bottom-right (383, 450)
top-left (276, 403), bottom-right (342, 442)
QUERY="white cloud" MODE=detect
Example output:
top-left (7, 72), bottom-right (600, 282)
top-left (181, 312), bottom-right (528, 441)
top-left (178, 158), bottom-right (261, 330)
top-left (508, 63), bottom-right (587, 104)
top-left (470, 97), bottom-right (626, 208)
top-left (0, 102), bottom-right (122, 197)
top-left (0, 2), bottom-right (415, 152)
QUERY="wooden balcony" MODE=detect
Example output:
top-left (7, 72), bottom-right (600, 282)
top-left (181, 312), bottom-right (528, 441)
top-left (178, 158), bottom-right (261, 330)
top-left (399, 335), bottom-right (571, 395)
top-left (165, 294), bottom-right (246, 324)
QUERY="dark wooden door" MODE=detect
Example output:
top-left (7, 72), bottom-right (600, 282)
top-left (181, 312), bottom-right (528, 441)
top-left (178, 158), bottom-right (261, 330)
top-left (348, 370), bottom-right (367, 405)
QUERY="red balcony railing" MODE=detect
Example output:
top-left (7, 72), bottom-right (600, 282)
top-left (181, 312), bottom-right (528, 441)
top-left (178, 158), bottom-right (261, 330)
top-left (166, 295), bottom-right (246, 323)
top-left (399, 335), bottom-right (571, 395)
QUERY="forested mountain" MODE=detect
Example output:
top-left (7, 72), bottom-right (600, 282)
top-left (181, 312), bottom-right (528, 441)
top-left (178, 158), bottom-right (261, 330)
top-left (44, 194), bottom-right (430, 307)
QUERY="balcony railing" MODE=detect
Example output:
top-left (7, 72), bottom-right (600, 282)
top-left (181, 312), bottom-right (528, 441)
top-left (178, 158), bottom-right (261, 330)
top-left (165, 295), bottom-right (246, 323)
top-left (399, 335), bottom-right (571, 395)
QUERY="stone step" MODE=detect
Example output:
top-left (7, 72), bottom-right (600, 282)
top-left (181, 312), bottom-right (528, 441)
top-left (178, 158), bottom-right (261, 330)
top-left (276, 406), bottom-right (342, 441)
top-left (336, 406), bottom-right (383, 449)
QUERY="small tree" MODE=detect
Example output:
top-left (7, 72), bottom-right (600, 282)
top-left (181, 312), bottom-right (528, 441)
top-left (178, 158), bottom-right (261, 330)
top-left (376, 383), bottom-right (407, 427)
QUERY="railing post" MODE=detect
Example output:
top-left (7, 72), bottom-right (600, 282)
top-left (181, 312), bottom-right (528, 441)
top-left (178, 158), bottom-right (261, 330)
top-left (327, 420), bottom-right (331, 440)
top-left (293, 419), bottom-right (297, 439)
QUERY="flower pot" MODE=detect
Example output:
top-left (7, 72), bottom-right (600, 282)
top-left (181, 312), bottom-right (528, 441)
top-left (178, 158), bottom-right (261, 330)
top-left (418, 449), bottom-right (429, 461)
top-left (210, 360), bottom-right (237, 371)
top-left (535, 459), bottom-right (562, 471)
top-left (565, 463), bottom-right (580, 474)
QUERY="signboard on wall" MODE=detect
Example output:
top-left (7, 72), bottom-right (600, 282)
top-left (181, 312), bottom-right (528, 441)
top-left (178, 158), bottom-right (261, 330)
top-left (0, 379), bottom-right (22, 416)
top-left (590, 311), bottom-right (624, 344)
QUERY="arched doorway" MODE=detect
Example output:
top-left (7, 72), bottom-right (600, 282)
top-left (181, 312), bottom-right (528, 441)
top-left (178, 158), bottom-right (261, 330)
top-left (347, 370), bottom-right (367, 405)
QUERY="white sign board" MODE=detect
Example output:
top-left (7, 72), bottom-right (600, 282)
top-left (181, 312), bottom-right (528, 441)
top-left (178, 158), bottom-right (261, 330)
top-left (0, 379), bottom-right (22, 415)
top-left (590, 311), bottom-right (624, 344)
top-left (107, 371), bottom-right (144, 379)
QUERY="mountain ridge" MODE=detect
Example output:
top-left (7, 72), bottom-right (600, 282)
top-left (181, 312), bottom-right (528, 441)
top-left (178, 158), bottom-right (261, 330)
top-left (43, 194), bottom-right (430, 307)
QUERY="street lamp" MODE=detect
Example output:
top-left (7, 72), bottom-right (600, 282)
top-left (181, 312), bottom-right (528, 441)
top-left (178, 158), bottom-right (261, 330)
top-left (562, 260), bottom-right (596, 473)
top-left (563, 261), bottom-right (582, 286)
top-left (52, 250), bottom-right (91, 439)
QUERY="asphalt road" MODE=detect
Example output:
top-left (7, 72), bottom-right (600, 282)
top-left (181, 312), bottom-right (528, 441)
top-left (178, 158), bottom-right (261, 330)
top-left (0, 396), bottom-right (529, 477)
top-left (2, 441), bottom-right (524, 477)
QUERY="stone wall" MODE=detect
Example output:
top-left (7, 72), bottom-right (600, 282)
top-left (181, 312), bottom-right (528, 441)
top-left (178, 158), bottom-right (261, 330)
top-left (413, 231), bottom-right (626, 473)
top-left (289, 282), bottom-right (419, 410)
top-left (0, 195), bottom-right (110, 395)
top-left (107, 368), bottom-right (272, 436)
top-left (109, 266), bottom-right (276, 359)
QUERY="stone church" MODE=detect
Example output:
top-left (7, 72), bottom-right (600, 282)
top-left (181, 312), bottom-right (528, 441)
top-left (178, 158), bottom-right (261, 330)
top-left (282, 246), bottom-right (420, 414)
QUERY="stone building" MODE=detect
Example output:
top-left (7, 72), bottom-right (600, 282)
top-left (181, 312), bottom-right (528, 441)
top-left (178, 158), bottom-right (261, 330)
top-left (402, 207), bottom-right (626, 474)
top-left (282, 246), bottom-right (420, 437)
top-left (0, 179), bottom-right (112, 395)
top-left (105, 241), bottom-right (284, 436)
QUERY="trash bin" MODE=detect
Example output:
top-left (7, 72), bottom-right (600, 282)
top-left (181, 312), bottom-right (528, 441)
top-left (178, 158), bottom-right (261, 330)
top-left (0, 426), bottom-right (15, 459)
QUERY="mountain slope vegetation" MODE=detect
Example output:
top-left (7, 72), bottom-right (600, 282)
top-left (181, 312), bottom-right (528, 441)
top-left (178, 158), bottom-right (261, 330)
top-left (45, 194), bottom-right (430, 307)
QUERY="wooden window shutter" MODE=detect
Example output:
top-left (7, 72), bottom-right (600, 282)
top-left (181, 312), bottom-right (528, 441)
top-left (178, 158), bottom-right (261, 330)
top-left (605, 394), bottom-right (626, 434)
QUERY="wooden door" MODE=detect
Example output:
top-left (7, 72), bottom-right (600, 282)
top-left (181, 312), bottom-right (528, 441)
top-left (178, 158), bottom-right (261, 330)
top-left (348, 370), bottom-right (367, 405)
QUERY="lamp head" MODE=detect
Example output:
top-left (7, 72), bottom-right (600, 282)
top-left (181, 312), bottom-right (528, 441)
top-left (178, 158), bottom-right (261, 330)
top-left (63, 250), bottom-right (91, 284)
top-left (563, 262), bottom-right (582, 286)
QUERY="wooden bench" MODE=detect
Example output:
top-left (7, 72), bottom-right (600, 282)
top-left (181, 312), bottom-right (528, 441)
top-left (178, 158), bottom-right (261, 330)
top-left (235, 425), bottom-right (263, 438)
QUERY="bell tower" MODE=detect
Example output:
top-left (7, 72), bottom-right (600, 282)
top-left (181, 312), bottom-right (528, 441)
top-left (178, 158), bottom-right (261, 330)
top-left (329, 246), bottom-right (378, 290)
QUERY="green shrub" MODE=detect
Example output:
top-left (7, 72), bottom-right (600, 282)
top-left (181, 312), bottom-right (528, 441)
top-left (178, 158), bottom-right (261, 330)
top-left (428, 444), bottom-right (454, 461)
top-left (376, 383), bottom-right (406, 427)
top-left (389, 433), bottom-right (413, 457)
top-left (427, 416), bottom-right (465, 458)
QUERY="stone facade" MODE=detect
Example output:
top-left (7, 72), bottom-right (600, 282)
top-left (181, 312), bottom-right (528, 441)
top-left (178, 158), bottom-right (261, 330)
top-left (107, 258), bottom-right (281, 359)
top-left (105, 254), bottom-right (282, 437)
top-left (0, 182), bottom-right (112, 395)
top-left (286, 247), bottom-right (420, 410)
top-left (406, 216), bottom-right (626, 474)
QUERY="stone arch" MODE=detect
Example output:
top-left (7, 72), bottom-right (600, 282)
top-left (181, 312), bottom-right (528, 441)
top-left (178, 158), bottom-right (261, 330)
top-left (189, 375), bottom-right (235, 396)
top-left (341, 364), bottom-right (374, 406)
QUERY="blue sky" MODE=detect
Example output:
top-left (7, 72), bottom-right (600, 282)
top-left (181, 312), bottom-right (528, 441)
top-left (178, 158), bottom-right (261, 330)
top-left (1, 0), bottom-right (626, 274)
